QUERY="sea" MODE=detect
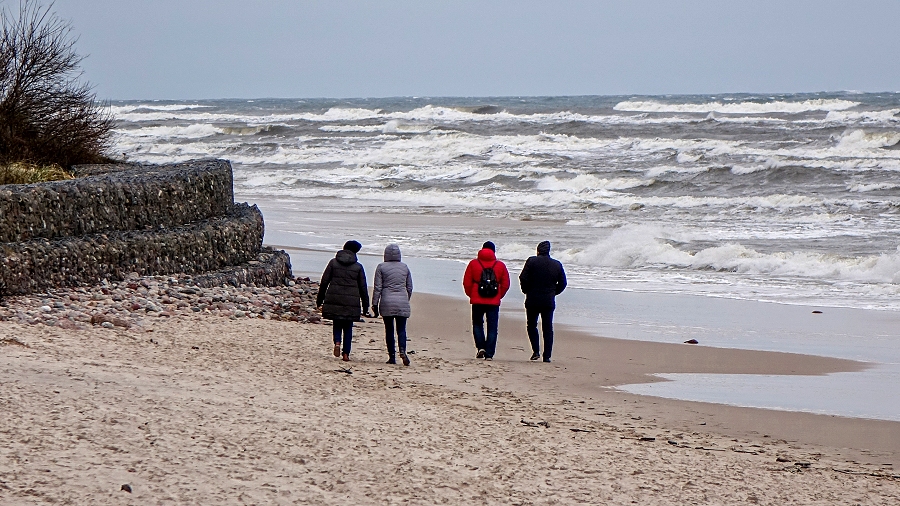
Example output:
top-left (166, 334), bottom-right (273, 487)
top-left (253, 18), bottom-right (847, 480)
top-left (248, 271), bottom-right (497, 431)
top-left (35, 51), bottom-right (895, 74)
top-left (109, 93), bottom-right (900, 421)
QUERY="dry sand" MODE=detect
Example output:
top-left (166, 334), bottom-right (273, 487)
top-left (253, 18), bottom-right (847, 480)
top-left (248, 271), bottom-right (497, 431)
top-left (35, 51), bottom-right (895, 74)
top-left (1, 293), bottom-right (899, 504)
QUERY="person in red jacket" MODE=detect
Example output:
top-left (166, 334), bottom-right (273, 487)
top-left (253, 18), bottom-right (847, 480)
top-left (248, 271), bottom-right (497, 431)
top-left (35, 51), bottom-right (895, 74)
top-left (462, 241), bottom-right (511, 360)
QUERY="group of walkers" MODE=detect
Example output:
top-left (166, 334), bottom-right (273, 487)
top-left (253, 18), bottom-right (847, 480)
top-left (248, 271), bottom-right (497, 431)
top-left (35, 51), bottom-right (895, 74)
top-left (316, 239), bottom-right (567, 365)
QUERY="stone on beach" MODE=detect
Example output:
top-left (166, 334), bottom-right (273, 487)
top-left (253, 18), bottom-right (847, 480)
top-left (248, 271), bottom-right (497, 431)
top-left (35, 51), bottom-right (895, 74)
top-left (0, 274), bottom-right (321, 331)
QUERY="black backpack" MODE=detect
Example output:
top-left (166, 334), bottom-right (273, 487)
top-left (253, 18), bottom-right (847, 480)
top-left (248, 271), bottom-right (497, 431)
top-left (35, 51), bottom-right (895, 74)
top-left (477, 260), bottom-right (499, 298)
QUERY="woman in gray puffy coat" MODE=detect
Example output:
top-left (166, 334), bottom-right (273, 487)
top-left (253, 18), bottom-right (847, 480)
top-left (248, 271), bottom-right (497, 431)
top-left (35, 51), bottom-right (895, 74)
top-left (372, 244), bottom-right (413, 365)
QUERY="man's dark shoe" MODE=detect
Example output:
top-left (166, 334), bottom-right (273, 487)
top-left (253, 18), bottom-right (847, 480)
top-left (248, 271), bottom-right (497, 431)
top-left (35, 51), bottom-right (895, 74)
top-left (476, 349), bottom-right (486, 359)
top-left (530, 352), bottom-right (540, 361)
top-left (333, 343), bottom-right (341, 357)
top-left (386, 356), bottom-right (397, 364)
top-left (400, 352), bottom-right (410, 366)
top-left (342, 353), bottom-right (350, 362)
top-left (543, 358), bottom-right (551, 363)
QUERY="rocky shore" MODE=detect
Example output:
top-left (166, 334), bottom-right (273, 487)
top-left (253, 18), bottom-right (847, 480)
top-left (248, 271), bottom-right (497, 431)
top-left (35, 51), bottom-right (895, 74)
top-left (0, 273), bottom-right (321, 332)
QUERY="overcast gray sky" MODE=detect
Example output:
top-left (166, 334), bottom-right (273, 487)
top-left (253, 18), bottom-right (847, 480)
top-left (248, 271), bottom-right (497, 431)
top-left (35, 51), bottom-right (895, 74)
top-left (42, 0), bottom-right (900, 100)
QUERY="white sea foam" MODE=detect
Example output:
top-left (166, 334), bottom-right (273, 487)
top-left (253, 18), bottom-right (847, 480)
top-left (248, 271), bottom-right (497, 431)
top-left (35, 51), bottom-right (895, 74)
top-left (644, 165), bottom-right (711, 177)
top-left (849, 182), bottom-right (900, 192)
top-left (113, 124), bottom-right (222, 139)
top-left (382, 120), bottom-right (434, 134)
top-left (825, 109), bottom-right (900, 124)
top-left (109, 103), bottom-right (211, 114)
top-left (318, 124), bottom-right (385, 133)
top-left (535, 174), bottom-right (653, 192)
top-left (614, 99), bottom-right (859, 114)
top-left (556, 224), bottom-right (900, 284)
top-left (835, 129), bottom-right (900, 150)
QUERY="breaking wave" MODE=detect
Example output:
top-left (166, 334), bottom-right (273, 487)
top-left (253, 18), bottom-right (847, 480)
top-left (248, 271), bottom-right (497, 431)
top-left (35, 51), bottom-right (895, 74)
top-left (614, 99), bottom-right (859, 114)
top-left (556, 225), bottom-right (900, 284)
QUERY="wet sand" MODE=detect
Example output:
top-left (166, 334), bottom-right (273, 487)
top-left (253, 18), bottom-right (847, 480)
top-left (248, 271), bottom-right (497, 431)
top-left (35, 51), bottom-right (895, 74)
top-left (409, 292), bottom-right (900, 468)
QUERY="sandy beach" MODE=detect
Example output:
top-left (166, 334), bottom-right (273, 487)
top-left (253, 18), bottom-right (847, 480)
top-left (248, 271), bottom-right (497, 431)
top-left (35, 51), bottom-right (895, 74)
top-left (2, 284), bottom-right (899, 504)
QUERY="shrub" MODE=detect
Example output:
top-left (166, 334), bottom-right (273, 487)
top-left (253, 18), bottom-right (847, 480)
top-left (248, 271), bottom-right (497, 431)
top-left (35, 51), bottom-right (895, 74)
top-left (0, 0), bottom-right (113, 170)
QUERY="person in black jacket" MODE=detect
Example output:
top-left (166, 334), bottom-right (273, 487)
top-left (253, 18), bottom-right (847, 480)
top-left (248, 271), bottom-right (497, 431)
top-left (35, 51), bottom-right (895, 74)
top-left (316, 240), bottom-right (370, 362)
top-left (518, 241), bottom-right (567, 362)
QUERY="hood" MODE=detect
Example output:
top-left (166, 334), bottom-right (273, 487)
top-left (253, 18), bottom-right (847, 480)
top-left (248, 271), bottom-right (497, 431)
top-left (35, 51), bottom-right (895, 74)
top-left (383, 243), bottom-right (402, 262)
top-left (477, 248), bottom-right (496, 262)
top-left (537, 241), bottom-right (551, 255)
top-left (336, 249), bottom-right (358, 265)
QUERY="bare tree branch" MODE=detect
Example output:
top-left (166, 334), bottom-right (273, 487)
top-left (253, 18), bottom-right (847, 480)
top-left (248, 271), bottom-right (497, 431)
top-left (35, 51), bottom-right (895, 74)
top-left (0, 0), bottom-right (112, 168)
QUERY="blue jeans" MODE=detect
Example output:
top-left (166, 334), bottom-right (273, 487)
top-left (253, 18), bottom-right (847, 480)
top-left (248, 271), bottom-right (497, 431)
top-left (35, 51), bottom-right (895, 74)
top-left (333, 319), bottom-right (353, 355)
top-left (383, 316), bottom-right (408, 356)
top-left (472, 304), bottom-right (499, 358)
top-left (526, 306), bottom-right (555, 360)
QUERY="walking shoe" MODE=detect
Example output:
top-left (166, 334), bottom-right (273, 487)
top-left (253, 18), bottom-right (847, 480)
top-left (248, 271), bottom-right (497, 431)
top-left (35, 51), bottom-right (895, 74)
top-left (530, 352), bottom-right (540, 361)
top-left (484, 357), bottom-right (493, 361)
top-left (342, 353), bottom-right (350, 362)
top-left (386, 356), bottom-right (397, 364)
top-left (543, 358), bottom-right (551, 363)
top-left (333, 343), bottom-right (341, 357)
top-left (476, 349), bottom-right (486, 359)
top-left (400, 352), bottom-right (410, 366)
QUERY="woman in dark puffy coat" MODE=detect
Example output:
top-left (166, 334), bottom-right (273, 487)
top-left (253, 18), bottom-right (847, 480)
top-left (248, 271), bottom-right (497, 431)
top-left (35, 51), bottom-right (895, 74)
top-left (372, 244), bottom-right (413, 365)
top-left (316, 240), bottom-right (369, 362)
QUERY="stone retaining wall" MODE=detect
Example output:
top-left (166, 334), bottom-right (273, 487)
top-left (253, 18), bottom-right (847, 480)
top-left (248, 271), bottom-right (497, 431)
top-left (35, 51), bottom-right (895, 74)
top-left (0, 159), bottom-right (234, 243)
top-left (0, 159), bottom-right (294, 296)
top-left (188, 247), bottom-right (293, 289)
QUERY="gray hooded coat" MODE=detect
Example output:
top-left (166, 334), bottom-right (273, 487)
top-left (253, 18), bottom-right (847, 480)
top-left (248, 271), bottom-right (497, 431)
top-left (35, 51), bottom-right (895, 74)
top-left (372, 244), bottom-right (413, 318)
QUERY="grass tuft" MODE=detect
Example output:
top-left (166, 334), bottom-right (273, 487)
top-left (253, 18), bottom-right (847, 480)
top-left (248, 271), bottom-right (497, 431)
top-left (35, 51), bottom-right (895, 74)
top-left (0, 162), bottom-right (74, 185)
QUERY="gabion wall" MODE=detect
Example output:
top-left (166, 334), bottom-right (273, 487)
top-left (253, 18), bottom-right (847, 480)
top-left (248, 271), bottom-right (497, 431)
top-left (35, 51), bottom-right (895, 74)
top-left (0, 160), bottom-right (293, 295)
top-left (0, 159), bottom-right (234, 243)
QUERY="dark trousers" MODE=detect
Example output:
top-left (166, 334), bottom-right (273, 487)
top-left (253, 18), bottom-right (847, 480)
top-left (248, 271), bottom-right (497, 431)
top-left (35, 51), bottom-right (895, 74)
top-left (332, 319), bottom-right (353, 355)
top-left (383, 316), bottom-right (408, 356)
top-left (526, 306), bottom-right (555, 360)
top-left (472, 304), bottom-right (500, 358)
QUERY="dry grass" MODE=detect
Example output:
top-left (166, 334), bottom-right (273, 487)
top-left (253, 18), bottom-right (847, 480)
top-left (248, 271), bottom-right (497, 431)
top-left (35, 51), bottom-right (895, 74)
top-left (0, 161), bottom-right (74, 184)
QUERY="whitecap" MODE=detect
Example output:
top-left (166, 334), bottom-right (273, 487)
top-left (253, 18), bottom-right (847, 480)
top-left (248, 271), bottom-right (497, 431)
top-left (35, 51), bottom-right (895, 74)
top-left (613, 98), bottom-right (860, 114)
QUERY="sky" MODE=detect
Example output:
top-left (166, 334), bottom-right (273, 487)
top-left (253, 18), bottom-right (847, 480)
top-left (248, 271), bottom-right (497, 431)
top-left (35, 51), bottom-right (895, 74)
top-left (36, 0), bottom-right (900, 100)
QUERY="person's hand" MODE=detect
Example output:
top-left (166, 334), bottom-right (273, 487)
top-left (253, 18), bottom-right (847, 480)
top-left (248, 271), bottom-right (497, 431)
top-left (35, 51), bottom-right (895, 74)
top-left (372, 305), bottom-right (379, 318)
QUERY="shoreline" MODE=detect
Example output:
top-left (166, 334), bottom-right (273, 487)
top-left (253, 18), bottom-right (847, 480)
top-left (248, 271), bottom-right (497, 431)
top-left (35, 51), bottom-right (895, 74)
top-left (403, 292), bottom-right (900, 466)
top-left (286, 245), bottom-right (900, 464)
top-left (282, 239), bottom-right (900, 422)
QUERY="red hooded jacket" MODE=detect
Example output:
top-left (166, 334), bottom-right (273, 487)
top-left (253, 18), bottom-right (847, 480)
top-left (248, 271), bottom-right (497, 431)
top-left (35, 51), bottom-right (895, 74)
top-left (463, 248), bottom-right (511, 305)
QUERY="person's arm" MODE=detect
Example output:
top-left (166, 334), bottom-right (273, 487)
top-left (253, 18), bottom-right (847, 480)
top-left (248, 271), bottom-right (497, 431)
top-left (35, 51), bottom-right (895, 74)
top-left (555, 262), bottom-right (567, 295)
top-left (316, 260), bottom-right (333, 307)
top-left (498, 261), bottom-right (511, 298)
top-left (372, 265), bottom-right (383, 308)
top-left (519, 258), bottom-right (532, 294)
top-left (406, 265), bottom-right (413, 299)
top-left (463, 261), bottom-right (474, 297)
top-left (358, 264), bottom-right (370, 311)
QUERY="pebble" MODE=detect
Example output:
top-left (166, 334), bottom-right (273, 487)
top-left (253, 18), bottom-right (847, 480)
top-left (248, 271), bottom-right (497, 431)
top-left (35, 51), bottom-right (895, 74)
top-left (0, 273), bottom-right (321, 331)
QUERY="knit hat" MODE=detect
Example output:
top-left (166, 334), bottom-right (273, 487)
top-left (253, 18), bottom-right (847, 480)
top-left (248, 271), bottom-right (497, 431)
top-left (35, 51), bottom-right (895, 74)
top-left (343, 240), bottom-right (362, 253)
top-left (482, 241), bottom-right (496, 252)
top-left (537, 241), bottom-right (551, 255)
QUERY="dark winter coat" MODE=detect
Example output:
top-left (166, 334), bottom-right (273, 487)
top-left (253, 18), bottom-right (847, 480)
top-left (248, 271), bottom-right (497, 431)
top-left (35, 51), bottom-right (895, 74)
top-left (519, 253), bottom-right (567, 309)
top-left (463, 248), bottom-right (511, 306)
top-left (317, 249), bottom-right (370, 321)
top-left (373, 244), bottom-right (413, 318)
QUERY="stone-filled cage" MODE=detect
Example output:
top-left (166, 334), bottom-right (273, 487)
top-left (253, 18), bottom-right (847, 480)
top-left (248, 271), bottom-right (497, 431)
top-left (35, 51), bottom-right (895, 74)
top-left (0, 159), bottom-right (291, 295)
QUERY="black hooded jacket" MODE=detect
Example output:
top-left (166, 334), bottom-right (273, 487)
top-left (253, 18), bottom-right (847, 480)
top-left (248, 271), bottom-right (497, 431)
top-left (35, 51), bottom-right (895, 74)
top-left (317, 249), bottom-right (370, 321)
top-left (519, 250), bottom-right (567, 309)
